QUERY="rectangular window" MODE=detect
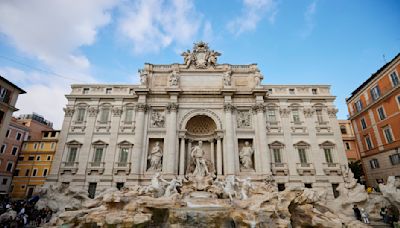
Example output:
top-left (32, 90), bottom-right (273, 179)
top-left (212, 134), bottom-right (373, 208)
top-left (273, 148), bottom-right (282, 163)
top-left (332, 184), bottom-right (339, 198)
top-left (83, 88), bottom-right (89, 94)
top-left (292, 110), bottom-right (300, 122)
top-left (119, 148), bottom-right (129, 164)
top-left (16, 132), bottom-right (22, 141)
top-left (289, 88), bottom-right (295, 94)
top-left (47, 155), bottom-right (51, 161)
top-left (43, 169), bottom-right (48, 176)
top-left (377, 107), bottom-right (386, 120)
top-left (2, 178), bottom-right (7, 185)
top-left (18, 156), bottom-right (23, 161)
top-left (370, 86), bottom-right (381, 101)
top-left (267, 110), bottom-right (276, 121)
top-left (304, 183), bottom-right (312, 188)
top-left (383, 127), bottom-right (394, 143)
top-left (40, 143), bottom-right (44, 149)
top-left (277, 183), bottom-right (285, 191)
top-left (345, 142), bottom-right (351, 150)
top-left (0, 144), bottom-right (6, 153)
top-left (390, 71), bottom-right (399, 86)
top-left (397, 95), bottom-right (400, 108)
top-left (36, 156), bottom-right (41, 161)
top-left (25, 169), bottom-right (30, 176)
top-left (34, 143), bottom-right (38, 149)
top-left (316, 109), bottom-right (324, 123)
top-left (106, 88), bottom-right (112, 94)
top-left (355, 100), bottom-right (363, 112)
top-left (340, 126), bottom-right (347, 134)
top-left (324, 148), bottom-right (333, 163)
top-left (365, 135), bottom-right (373, 150)
top-left (51, 142), bottom-right (55, 149)
top-left (13, 169), bottom-right (19, 176)
top-left (312, 88), bottom-right (317, 94)
top-left (124, 108), bottom-right (134, 123)
top-left (6, 129), bottom-right (10, 138)
top-left (28, 156), bottom-right (34, 161)
top-left (32, 169), bottom-right (37, 176)
top-left (298, 148), bottom-right (307, 163)
top-left (93, 148), bottom-right (103, 165)
top-left (389, 154), bottom-right (400, 165)
top-left (6, 162), bottom-right (13, 172)
top-left (76, 108), bottom-right (86, 122)
top-left (360, 118), bottom-right (367, 130)
top-left (369, 159), bottom-right (380, 169)
top-left (100, 108), bottom-right (110, 123)
top-left (11, 147), bottom-right (18, 156)
top-left (67, 147), bottom-right (77, 163)
top-left (88, 183), bottom-right (97, 199)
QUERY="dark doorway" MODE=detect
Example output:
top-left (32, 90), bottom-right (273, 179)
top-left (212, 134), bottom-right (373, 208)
top-left (332, 183), bottom-right (339, 198)
top-left (88, 183), bottom-right (97, 199)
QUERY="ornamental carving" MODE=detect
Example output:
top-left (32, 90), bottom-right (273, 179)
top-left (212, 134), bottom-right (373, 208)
top-left (327, 108), bottom-right (338, 118)
top-left (112, 107), bottom-right (123, 117)
top-left (63, 107), bottom-right (75, 117)
top-left (151, 110), bottom-right (165, 128)
top-left (252, 104), bottom-right (265, 113)
top-left (279, 108), bottom-right (290, 118)
top-left (223, 70), bottom-right (232, 87)
top-left (167, 102), bottom-right (179, 112)
top-left (237, 110), bottom-right (251, 128)
top-left (169, 70), bottom-right (179, 87)
top-left (303, 108), bottom-right (314, 118)
top-left (138, 69), bottom-right (148, 86)
top-left (181, 41), bottom-right (221, 69)
top-left (224, 103), bottom-right (235, 112)
top-left (136, 103), bottom-right (148, 112)
top-left (88, 107), bottom-right (99, 117)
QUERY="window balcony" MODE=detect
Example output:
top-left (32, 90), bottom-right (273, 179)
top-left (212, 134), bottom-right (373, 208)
top-left (271, 163), bottom-right (288, 175)
top-left (87, 161), bottom-right (105, 174)
top-left (60, 161), bottom-right (79, 174)
top-left (296, 163), bottom-right (315, 175)
top-left (113, 162), bottom-right (131, 175)
top-left (322, 162), bottom-right (342, 175)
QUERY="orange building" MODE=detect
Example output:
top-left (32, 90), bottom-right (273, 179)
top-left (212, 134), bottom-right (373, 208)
top-left (338, 120), bottom-right (361, 162)
top-left (346, 53), bottom-right (400, 188)
top-left (11, 130), bottom-right (59, 199)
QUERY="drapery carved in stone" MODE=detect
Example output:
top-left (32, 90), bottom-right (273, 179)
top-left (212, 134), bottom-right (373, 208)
top-left (237, 110), bottom-right (251, 128)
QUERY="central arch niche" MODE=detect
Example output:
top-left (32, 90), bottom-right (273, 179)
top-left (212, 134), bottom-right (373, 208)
top-left (186, 115), bottom-right (217, 136)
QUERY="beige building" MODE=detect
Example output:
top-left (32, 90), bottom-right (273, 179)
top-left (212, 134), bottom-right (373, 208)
top-left (47, 42), bottom-right (348, 198)
top-left (338, 120), bottom-right (361, 162)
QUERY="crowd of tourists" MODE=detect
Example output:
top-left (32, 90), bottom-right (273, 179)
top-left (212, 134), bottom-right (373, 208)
top-left (0, 196), bottom-right (52, 228)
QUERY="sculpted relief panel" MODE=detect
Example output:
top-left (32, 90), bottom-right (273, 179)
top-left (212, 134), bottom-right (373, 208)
top-left (151, 110), bottom-right (165, 128)
top-left (237, 110), bottom-right (251, 128)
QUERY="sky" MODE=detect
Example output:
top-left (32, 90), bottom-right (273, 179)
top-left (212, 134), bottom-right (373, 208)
top-left (0, 0), bottom-right (399, 129)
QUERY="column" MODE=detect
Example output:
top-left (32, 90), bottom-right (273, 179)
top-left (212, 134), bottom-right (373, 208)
top-left (224, 103), bottom-right (236, 175)
top-left (131, 103), bottom-right (147, 175)
top-left (163, 102), bottom-right (178, 174)
top-left (179, 137), bottom-right (186, 175)
top-left (216, 136), bottom-right (223, 175)
top-left (254, 103), bottom-right (271, 174)
top-left (210, 139), bottom-right (215, 170)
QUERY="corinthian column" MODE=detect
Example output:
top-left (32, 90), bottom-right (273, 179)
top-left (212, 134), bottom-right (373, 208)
top-left (224, 103), bottom-right (236, 175)
top-left (163, 102), bottom-right (179, 174)
top-left (253, 103), bottom-right (271, 174)
top-left (131, 103), bottom-right (147, 175)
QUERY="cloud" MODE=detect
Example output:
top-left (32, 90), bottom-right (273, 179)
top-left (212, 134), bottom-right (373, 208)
top-left (0, 0), bottom-right (118, 128)
top-left (228, 0), bottom-right (278, 36)
top-left (300, 0), bottom-right (318, 38)
top-left (117, 0), bottom-right (202, 54)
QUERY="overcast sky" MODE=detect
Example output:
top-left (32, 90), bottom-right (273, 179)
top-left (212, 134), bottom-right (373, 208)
top-left (1, 0), bottom-right (399, 129)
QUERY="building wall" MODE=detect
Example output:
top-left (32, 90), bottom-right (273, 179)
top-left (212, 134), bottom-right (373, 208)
top-left (0, 118), bottom-right (29, 193)
top-left (347, 53), bottom-right (400, 188)
top-left (11, 131), bottom-right (59, 199)
top-left (17, 115), bottom-right (53, 140)
top-left (338, 120), bottom-right (361, 161)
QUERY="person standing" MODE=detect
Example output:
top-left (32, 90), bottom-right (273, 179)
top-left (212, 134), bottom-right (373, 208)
top-left (353, 205), bottom-right (361, 221)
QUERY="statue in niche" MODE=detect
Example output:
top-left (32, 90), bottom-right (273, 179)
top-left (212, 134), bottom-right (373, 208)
top-left (239, 141), bottom-right (254, 171)
top-left (151, 111), bottom-right (165, 128)
top-left (223, 70), bottom-right (232, 86)
top-left (254, 70), bottom-right (263, 87)
top-left (148, 141), bottom-right (163, 171)
top-left (190, 141), bottom-right (210, 177)
top-left (237, 111), bottom-right (251, 128)
top-left (169, 71), bottom-right (179, 87)
top-left (139, 69), bottom-right (147, 86)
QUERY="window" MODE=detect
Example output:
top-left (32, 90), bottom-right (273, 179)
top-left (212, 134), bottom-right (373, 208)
top-left (43, 169), bottom-right (48, 176)
top-left (390, 154), bottom-right (400, 165)
top-left (44, 132), bottom-right (49, 137)
top-left (289, 88), bottom-right (295, 94)
top-left (67, 147), bottom-right (78, 164)
top-left (47, 155), bottom-right (51, 161)
top-left (51, 142), bottom-right (55, 149)
top-left (298, 148), bottom-right (307, 164)
top-left (34, 143), bottom-right (38, 149)
top-left (377, 107), bottom-right (386, 120)
top-left (13, 169), bottom-right (20, 176)
top-left (316, 109), bottom-right (324, 123)
top-left (2, 178), bottom-right (7, 185)
top-left (124, 108), bottom-right (134, 123)
top-left (93, 148), bottom-right (103, 165)
top-left (273, 148), bottom-right (282, 163)
top-left (83, 88), bottom-right (89, 94)
top-left (340, 125), bottom-right (347, 134)
top-left (51, 131), bottom-right (56, 137)
top-left (324, 148), bottom-right (333, 163)
top-left (25, 169), bottom-right (30, 176)
top-left (292, 110), bottom-right (300, 122)
top-left (76, 107), bottom-right (86, 122)
top-left (370, 86), bottom-right (381, 101)
top-left (345, 142), bottom-right (351, 150)
top-left (36, 156), bottom-right (41, 161)
top-left (119, 148), bottom-right (129, 164)
top-left (116, 182), bottom-right (124, 190)
top-left (312, 88), bottom-right (317, 94)
top-left (32, 169), bottom-right (37, 176)
top-left (6, 162), bottom-right (13, 172)
top-left (397, 95), bottom-right (400, 108)
top-left (0, 144), bottom-right (6, 153)
top-left (16, 132), bottom-right (22, 141)
top-left (390, 71), bottom-right (399, 86)
top-left (40, 143), bottom-right (44, 149)
top-left (365, 135), bottom-right (373, 150)
top-left (129, 89), bottom-right (134, 94)
top-left (100, 107), bottom-right (110, 123)
top-left (332, 184), bottom-right (339, 198)
top-left (11, 147), bottom-right (18, 156)
top-left (277, 183), bottom-right (285, 191)
top-left (304, 183), bottom-right (312, 188)
top-left (28, 156), bottom-right (34, 161)
top-left (88, 183), bottom-right (97, 199)
top-left (106, 88), bottom-right (112, 94)
top-left (6, 129), bottom-right (10, 138)
top-left (355, 100), bottom-right (363, 112)
top-left (369, 159), bottom-right (380, 169)
top-left (360, 118), bottom-right (367, 130)
top-left (267, 110), bottom-right (276, 122)
top-left (18, 156), bottom-right (23, 161)
top-left (383, 126), bottom-right (394, 143)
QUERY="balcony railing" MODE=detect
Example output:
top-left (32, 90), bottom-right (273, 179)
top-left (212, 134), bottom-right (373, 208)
top-left (296, 163), bottom-right (315, 175)
top-left (271, 163), bottom-right (288, 175)
top-left (60, 161), bottom-right (79, 174)
top-left (322, 162), bottom-right (342, 175)
top-left (88, 162), bottom-right (105, 174)
top-left (113, 162), bottom-right (131, 175)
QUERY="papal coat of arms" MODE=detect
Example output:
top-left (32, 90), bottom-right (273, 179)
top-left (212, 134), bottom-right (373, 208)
top-left (181, 41), bottom-right (221, 69)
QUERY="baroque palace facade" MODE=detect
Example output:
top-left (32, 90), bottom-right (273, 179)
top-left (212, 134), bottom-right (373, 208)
top-left (47, 42), bottom-right (348, 197)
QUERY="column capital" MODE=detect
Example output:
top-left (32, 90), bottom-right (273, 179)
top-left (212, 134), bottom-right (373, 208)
top-left (303, 108), bottom-right (314, 118)
top-left (88, 106), bottom-right (99, 117)
top-left (135, 103), bottom-right (148, 112)
top-left (63, 107), bottom-right (74, 117)
top-left (167, 102), bottom-right (179, 112)
top-left (223, 103), bottom-right (235, 112)
top-left (279, 108), bottom-right (291, 117)
top-left (327, 108), bottom-right (338, 118)
top-left (112, 106), bottom-right (123, 117)
top-left (252, 103), bottom-right (265, 113)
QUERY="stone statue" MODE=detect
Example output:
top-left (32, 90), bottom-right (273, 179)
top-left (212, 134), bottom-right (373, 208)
top-left (141, 172), bottom-right (164, 197)
top-left (254, 70), bottom-right (263, 87)
top-left (163, 178), bottom-right (181, 197)
top-left (190, 141), bottom-right (210, 177)
top-left (169, 71), bottom-right (179, 87)
top-left (223, 175), bottom-right (238, 201)
top-left (151, 111), bottom-right (165, 128)
top-left (208, 50), bottom-right (221, 66)
top-left (223, 70), bottom-right (232, 86)
top-left (239, 141), bottom-right (254, 171)
top-left (139, 69), bottom-right (147, 86)
top-left (148, 141), bottom-right (163, 171)
top-left (181, 49), bottom-right (193, 67)
top-left (236, 177), bottom-right (253, 200)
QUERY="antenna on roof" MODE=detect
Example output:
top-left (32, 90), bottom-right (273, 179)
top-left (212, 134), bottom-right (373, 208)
top-left (382, 54), bottom-right (387, 63)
